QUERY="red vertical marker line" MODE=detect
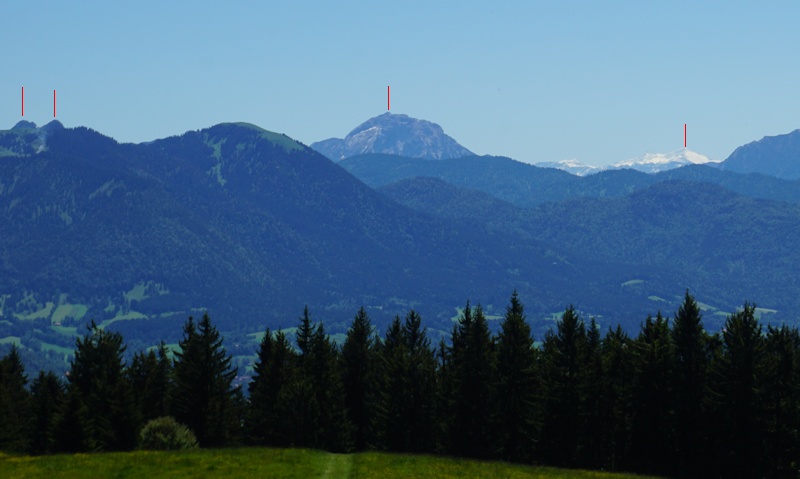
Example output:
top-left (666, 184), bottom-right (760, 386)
top-left (21, 87), bottom-right (24, 116)
top-left (684, 124), bottom-right (686, 148)
top-left (387, 85), bottom-right (390, 110)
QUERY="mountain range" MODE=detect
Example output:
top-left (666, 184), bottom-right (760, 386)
top-left (340, 153), bottom-right (800, 208)
top-left (2, 115), bottom-right (800, 375)
top-left (378, 176), bottom-right (800, 333)
top-left (0, 120), bottom-right (615, 364)
top-left (536, 149), bottom-right (720, 176)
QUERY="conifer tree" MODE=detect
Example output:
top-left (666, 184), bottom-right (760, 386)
top-left (708, 303), bottom-right (768, 478)
top-left (445, 302), bottom-right (497, 458)
top-left (578, 318), bottom-right (604, 468)
top-left (764, 324), bottom-right (800, 477)
top-left (377, 316), bottom-right (407, 451)
top-left (308, 320), bottom-right (352, 451)
top-left (27, 370), bottom-right (64, 454)
top-left (296, 305), bottom-right (315, 357)
top-left (629, 312), bottom-right (673, 474)
top-left (376, 311), bottom-right (437, 454)
top-left (128, 343), bottom-right (172, 423)
top-left (540, 306), bottom-right (585, 466)
top-left (58, 322), bottom-right (138, 451)
top-left (670, 291), bottom-right (709, 475)
top-left (0, 345), bottom-right (31, 452)
top-left (51, 386), bottom-right (90, 453)
top-left (286, 308), bottom-right (322, 448)
top-left (400, 310), bottom-right (437, 453)
top-left (341, 307), bottom-right (378, 450)
top-left (495, 291), bottom-right (538, 462)
top-left (287, 308), bottom-right (351, 451)
top-left (172, 313), bottom-right (240, 447)
top-left (601, 324), bottom-right (633, 471)
top-left (248, 328), bottom-right (273, 445)
top-left (248, 329), bottom-right (297, 446)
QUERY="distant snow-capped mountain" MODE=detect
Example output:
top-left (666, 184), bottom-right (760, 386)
top-left (537, 149), bottom-right (719, 176)
top-left (535, 159), bottom-right (603, 176)
top-left (612, 149), bottom-right (720, 174)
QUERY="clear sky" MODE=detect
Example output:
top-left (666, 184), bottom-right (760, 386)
top-left (2, 1), bottom-right (799, 166)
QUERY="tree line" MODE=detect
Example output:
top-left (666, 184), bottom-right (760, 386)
top-left (0, 291), bottom-right (798, 478)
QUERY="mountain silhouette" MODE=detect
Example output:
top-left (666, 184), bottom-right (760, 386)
top-left (311, 112), bottom-right (473, 161)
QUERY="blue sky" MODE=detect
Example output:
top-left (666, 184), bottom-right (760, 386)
top-left (2, 1), bottom-right (799, 166)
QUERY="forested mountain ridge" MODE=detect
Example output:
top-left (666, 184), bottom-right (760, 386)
top-left (3, 120), bottom-right (800, 378)
top-left (1, 121), bottom-right (643, 370)
top-left (380, 177), bottom-right (800, 330)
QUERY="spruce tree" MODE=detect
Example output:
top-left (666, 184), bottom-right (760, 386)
top-left (578, 318), bottom-right (604, 468)
top-left (287, 308), bottom-right (351, 451)
top-left (400, 310), bottom-right (437, 453)
top-left (629, 312), bottom-right (673, 475)
top-left (296, 305), bottom-right (314, 357)
top-left (248, 330), bottom-right (296, 446)
top-left (0, 345), bottom-right (31, 452)
top-left (764, 324), bottom-right (800, 477)
top-left (708, 303), bottom-right (768, 478)
top-left (376, 311), bottom-right (437, 454)
top-left (540, 306), bottom-right (585, 466)
top-left (495, 291), bottom-right (538, 463)
top-left (51, 387), bottom-right (90, 453)
top-left (308, 320), bottom-right (352, 451)
top-left (670, 291), bottom-right (709, 476)
top-left (341, 307), bottom-right (378, 450)
top-left (27, 370), bottom-right (65, 454)
top-left (248, 328), bottom-right (273, 445)
top-left (377, 316), bottom-right (407, 451)
top-left (601, 324), bottom-right (633, 471)
top-left (128, 343), bottom-right (172, 423)
top-left (445, 302), bottom-right (497, 459)
top-left (58, 322), bottom-right (138, 451)
top-left (172, 313), bottom-right (240, 447)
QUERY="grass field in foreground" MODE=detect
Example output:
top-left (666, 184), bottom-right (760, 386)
top-left (0, 448), bottom-right (663, 479)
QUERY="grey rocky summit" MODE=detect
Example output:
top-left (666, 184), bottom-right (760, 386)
top-left (311, 112), bottom-right (473, 161)
top-left (719, 129), bottom-right (800, 180)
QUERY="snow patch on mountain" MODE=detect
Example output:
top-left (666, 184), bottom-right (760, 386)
top-left (612, 149), bottom-right (720, 173)
top-left (535, 159), bottom-right (603, 176)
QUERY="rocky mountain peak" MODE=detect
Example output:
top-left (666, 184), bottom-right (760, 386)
top-left (311, 112), bottom-right (473, 161)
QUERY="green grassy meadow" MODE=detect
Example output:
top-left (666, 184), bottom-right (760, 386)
top-left (0, 448), bottom-right (663, 479)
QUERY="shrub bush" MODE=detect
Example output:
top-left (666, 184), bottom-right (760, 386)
top-left (139, 416), bottom-right (198, 451)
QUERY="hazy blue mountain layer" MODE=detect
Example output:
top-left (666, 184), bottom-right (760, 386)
top-left (342, 153), bottom-right (800, 208)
